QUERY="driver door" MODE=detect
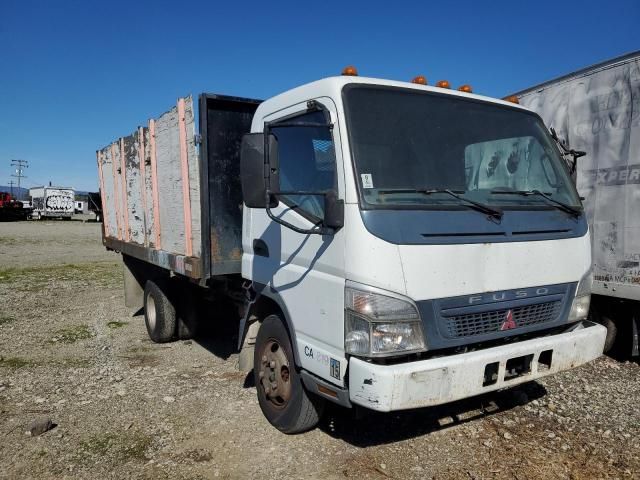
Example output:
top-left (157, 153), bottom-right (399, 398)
top-left (242, 99), bottom-right (347, 386)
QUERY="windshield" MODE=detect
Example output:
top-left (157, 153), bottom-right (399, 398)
top-left (343, 85), bottom-right (581, 209)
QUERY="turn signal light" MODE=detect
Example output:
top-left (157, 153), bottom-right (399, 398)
top-left (458, 84), bottom-right (473, 93)
top-left (411, 75), bottom-right (427, 85)
top-left (342, 65), bottom-right (358, 76)
top-left (504, 95), bottom-right (520, 104)
top-left (435, 80), bottom-right (450, 89)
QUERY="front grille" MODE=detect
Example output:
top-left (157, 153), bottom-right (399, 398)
top-left (443, 301), bottom-right (562, 338)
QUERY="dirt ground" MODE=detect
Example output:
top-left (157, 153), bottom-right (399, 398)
top-left (0, 220), bottom-right (639, 479)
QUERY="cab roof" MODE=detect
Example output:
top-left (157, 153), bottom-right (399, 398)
top-left (254, 75), bottom-right (530, 124)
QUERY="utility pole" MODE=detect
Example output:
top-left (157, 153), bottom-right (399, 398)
top-left (8, 180), bottom-right (16, 197)
top-left (10, 159), bottom-right (28, 200)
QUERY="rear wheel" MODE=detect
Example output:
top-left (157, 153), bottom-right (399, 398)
top-left (144, 280), bottom-right (176, 343)
top-left (254, 315), bottom-right (324, 434)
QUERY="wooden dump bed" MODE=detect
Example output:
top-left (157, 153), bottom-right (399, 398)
top-left (97, 94), bottom-right (260, 280)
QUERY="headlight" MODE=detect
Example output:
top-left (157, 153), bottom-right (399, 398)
top-left (568, 267), bottom-right (592, 322)
top-left (344, 286), bottom-right (426, 357)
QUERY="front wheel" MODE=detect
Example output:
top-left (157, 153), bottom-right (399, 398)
top-left (254, 315), bottom-right (324, 434)
top-left (590, 307), bottom-right (617, 353)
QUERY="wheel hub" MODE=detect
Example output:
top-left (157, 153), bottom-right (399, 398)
top-left (147, 295), bottom-right (157, 330)
top-left (259, 339), bottom-right (291, 407)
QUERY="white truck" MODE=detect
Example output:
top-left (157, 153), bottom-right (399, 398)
top-left (29, 186), bottom-right (75, 219)
top-left (97, 70), bottom-right (605, 433)
top-left (513, 51), bottom-right (640, 355)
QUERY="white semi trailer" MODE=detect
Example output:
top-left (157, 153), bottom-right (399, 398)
top-left (98, 69), bottom-right (605, 433)
top-left (513, 51), bottom-right (640, 355)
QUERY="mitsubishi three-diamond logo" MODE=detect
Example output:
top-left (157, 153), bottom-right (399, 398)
top-left (500, 309), bottom-right (517, 330)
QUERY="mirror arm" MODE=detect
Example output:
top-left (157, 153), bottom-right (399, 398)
top-left (549, 127), bottom-right (586, 175)
top-left (264, 191), bottom-right (332, 236)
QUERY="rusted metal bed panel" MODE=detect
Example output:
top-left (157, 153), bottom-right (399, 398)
top-left (103, 237), bottom-right (201, 279)
top-left (199, 94), bottom-right (260, 275)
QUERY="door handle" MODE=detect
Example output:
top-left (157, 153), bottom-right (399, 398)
top-left (253, 239), bottom-right (269, 257)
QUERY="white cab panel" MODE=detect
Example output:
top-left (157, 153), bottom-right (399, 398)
top-left (399, 234), bottom-right (591, 301)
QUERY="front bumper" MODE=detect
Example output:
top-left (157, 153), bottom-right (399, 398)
top-left (348, 320), bottom-right (606, 412)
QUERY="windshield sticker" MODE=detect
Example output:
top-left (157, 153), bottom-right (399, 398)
top-left (361, 173), bottom-right (374, 189)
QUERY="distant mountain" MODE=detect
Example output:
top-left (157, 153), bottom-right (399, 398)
top-left (0, 186), bottom-right (28, 199)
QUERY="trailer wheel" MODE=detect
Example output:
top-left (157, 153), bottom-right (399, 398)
top-left (254, 315), bottom-right (324, 434)
top-left (144, 280), bottom-right (176, 343)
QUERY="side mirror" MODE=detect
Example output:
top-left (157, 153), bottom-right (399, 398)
top-left (323, 190), bottom-right (344, 230)
top-left (240, 133), bottom-right (278, 208)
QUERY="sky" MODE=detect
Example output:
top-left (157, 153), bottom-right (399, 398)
top-left (0, 0), bottom-right (638, 192)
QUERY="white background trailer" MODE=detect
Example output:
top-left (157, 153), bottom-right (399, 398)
top-left (513, 51), bottom-right (640, 353)
top-left (29, 186), bottom-right (75, 219)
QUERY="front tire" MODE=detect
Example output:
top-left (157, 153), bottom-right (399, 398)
top-left (590, 307), bottom-right (617, 353)
top-left (254, 315), bottom-right (324, 434)
top-left (144, 280), bottom-right (176, 343)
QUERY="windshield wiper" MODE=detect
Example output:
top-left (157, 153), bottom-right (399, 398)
top-left (378, 188), bottom-right (503, 220)
top-left (490, 189), bottom-right (582, 216)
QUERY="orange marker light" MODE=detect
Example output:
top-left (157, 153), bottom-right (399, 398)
top-left (342, 65), bottom-right (358, 76)
top-left (436, 80), bottom-right (450, 89)
top-left (504, 95), bottom-right (520, 104)
top-left (411, 75), bottom-right (427, 85)
top-left (458, 84), bottom-right (473, 93)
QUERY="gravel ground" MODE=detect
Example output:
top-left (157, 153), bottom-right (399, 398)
top-left (0, 220), bottom-right (639, 479)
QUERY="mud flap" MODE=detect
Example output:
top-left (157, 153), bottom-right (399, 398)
top-left (123, 256), bottom-right (144, 310)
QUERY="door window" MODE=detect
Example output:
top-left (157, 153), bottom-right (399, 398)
top-left (270, 110), bottom-right (337, 220)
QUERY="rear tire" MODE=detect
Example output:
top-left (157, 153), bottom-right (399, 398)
top-left (254, 315), bottom-right (324, 434)
top-left (144, 280), bottom-right (176, 343)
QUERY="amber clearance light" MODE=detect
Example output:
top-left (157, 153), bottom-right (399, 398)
top-left (503, 95), bottom-right (520, 104)
top-left (341, 65), bottom-right (358, 76)
top-left (435, 80), bottom-right (450, 89)
top-left (411, 75), bottom-right (427, 85)
top-left (458, 84), bottom-right (473, 93)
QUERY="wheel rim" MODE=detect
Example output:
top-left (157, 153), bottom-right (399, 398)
top-left (147, 294), bottom-right (157, 331)
top-left (258, 339), bottom-right (292, 408)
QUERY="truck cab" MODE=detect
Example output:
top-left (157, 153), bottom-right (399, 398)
top-left (240, 75), bottom-right (605, 429)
